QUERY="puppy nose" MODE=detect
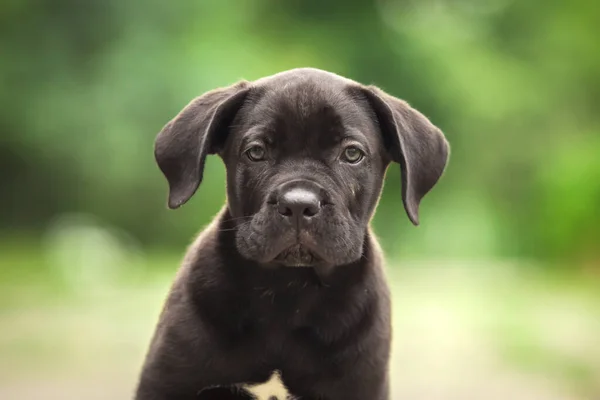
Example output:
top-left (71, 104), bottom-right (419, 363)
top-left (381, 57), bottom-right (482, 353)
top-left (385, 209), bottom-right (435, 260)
top-left (277, 188), bottom-right (321, 220)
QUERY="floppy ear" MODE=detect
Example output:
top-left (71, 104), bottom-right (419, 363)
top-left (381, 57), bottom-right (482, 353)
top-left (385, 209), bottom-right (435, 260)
top-left (359, 85), bottom-right (449, 225)
top-left (155, 81), bottom-right (250, 209)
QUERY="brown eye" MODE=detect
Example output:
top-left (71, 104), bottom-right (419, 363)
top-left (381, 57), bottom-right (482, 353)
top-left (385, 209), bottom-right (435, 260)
top-left (342, 146), bottom-right (364, 164)
top-left (246, 145), bottom-right (266, 161)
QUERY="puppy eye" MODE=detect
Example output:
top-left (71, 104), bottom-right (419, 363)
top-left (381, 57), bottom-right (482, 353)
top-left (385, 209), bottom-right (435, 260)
top-left (342, 146), bottom-right (364, 164)
top-left (246, 145), bottom-right (266, 162)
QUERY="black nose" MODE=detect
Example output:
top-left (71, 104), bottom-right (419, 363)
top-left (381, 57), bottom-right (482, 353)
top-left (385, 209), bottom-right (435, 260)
top-left (277, 188), bottom-right (321, 221)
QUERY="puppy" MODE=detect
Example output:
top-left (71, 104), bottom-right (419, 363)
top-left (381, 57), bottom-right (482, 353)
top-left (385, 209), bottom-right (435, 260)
top-left (135, 68), bottom-right (449, 400)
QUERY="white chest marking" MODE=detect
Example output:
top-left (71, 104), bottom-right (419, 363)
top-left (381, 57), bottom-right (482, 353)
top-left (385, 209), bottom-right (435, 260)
top-left (240, 370), bottom-right (293, 400)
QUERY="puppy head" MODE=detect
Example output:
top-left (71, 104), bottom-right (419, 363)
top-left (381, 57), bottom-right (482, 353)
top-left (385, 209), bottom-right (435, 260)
top-left (155, 68), bottom-right (449, 268)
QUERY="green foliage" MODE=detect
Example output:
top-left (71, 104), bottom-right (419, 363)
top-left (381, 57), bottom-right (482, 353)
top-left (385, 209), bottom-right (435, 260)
top-left (1, 0), bottom-right (599, 264)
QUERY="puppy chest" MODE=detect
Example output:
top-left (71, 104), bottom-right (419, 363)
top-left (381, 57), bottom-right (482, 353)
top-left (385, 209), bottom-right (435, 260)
top-left (239, 370), bottom-right (295, 400)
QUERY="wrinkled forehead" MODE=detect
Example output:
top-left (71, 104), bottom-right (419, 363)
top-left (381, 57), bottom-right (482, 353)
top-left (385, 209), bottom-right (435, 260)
top-left (236, 79), bottom-right (379, 148)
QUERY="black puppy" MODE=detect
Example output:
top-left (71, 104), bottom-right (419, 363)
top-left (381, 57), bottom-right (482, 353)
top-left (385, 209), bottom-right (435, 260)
top-left (135, 68), bottom-right (449, 400)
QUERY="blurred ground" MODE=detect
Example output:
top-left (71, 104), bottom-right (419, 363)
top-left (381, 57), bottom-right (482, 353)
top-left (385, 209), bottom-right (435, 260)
top-left (1, 260), bottom-right (598, 400)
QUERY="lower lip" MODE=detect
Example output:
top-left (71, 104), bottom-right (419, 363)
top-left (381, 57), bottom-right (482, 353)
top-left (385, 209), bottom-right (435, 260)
top-left (274, 244), bottom-right (319, 266)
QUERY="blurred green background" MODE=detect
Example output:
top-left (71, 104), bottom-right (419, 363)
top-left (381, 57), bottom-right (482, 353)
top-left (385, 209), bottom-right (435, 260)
top-left (1, 0), bottom-right (599, 399)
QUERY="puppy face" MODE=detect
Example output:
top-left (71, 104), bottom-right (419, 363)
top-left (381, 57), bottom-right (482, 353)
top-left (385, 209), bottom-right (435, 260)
top-left (223, 77), bottom-right (389, 267)
top-left (154, 68), bottom-right (449, 268)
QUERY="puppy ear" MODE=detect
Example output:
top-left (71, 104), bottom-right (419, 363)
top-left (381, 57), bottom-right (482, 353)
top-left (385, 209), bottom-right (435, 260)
top-left (155, 81), bottom-right (250, 209)
top-left (359, 85), bottom-right (449, 225)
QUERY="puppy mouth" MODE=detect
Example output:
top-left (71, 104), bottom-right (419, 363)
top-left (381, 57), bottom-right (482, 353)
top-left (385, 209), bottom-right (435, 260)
top-left (274, 243), bottom-right (321, 267)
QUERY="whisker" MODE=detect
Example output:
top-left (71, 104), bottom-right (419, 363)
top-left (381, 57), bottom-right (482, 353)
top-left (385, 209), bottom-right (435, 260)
top-left (222, 215), bottom-right (254, 223)
top-left (217, 220), bottom-right (252, 232)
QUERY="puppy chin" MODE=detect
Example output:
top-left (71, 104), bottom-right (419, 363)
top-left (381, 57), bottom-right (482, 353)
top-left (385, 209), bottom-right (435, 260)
top-left (236, 235), bottom-right (319, 267)
top-left (242, 237), bottom-right (363, 268)
top-left (234, 213), bottom-right (366, 267)
top-left (298, 231), bottom-right (365, 267)
top-left (274, 244), bottom-right (319, 267)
